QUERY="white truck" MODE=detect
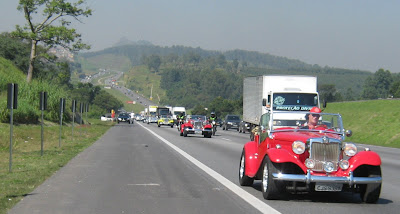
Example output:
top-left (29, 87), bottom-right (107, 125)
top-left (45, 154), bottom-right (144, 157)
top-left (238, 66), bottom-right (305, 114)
top-left (172, 107), bottom-right (186, 121)
top-left (243, 75), bottom-right (320, 138)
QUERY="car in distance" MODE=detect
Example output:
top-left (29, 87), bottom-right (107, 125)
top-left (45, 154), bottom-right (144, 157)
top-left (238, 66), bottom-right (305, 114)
top-left (180, 115), bottom-right (213, 138)
top-left (117, 112), bottom-right (131, 124)
top-left (222, 115), bottom-right (241, 131)
top-left (157, 115), bottom-right (174, 128)
top-left (100, 113), bottom-right (113, 121)
top-left (216, 118), bottom-right (223, 127)
top-left (239, 111), bottom-right (382, 203)
top-left (238, 120), bottom-right (251, 133)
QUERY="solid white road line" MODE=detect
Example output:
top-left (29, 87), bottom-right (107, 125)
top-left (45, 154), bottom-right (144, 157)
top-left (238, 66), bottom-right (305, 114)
top-left (138, 123), bottom-right (280, 214)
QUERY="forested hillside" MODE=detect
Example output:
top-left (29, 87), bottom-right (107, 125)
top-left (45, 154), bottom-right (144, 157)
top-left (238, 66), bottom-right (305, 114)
top-left (78, 42), bottom-right (400, 116)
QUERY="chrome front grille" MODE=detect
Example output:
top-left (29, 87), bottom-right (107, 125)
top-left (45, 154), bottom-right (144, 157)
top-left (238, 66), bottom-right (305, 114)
top-left (309, 139), bottom-right (341, 172)
top-left (194, 121), bottom-right (203, 129)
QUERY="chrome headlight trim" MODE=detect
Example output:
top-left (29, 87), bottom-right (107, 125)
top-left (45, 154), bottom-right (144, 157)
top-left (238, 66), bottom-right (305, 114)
top-left (323, 161), bottom-right (335, 173)
top-left (343, 142), bottom-right (357, 157)
top-left (305, 158), bottom-right (315, 169)
top-left (339, 160), bottom-right (350, 170)
top-left (292, 141), bottom-right (306, 154)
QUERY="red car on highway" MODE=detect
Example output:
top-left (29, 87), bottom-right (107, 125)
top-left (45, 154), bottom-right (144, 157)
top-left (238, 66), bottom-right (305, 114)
top-left (239, 111), bottom-right (382, 203)
top-left (180, 115), bottom-right (213, 138)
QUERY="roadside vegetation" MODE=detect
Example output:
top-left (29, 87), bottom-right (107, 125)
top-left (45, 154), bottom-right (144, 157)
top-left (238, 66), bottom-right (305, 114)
top-left (325, 100), bottom-right (400, 148)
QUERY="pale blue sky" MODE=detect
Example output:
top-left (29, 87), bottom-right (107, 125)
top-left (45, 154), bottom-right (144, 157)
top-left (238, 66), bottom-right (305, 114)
top-left (1, 0), bottom-right (399, 72)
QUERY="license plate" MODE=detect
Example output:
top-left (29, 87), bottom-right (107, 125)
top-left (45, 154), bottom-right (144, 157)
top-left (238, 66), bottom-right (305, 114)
top-left (195, 130), bottom-right (201, 134)
top-left (315, 183), bottom-right (343, 192)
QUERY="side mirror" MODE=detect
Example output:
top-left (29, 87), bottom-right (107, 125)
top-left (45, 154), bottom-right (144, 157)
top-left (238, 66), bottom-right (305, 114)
top-left (345, 130), bottom-right (352, 137)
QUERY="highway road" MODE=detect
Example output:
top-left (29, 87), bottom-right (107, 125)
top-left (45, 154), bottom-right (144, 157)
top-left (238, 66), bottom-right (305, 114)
top-left (9, 122), bottom-right (400, 214)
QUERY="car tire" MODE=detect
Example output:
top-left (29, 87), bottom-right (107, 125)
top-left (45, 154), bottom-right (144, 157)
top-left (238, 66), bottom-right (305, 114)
top-left (360, 166), bottom-right (382, 203)
top-left (180, 131), bottom-right (183, 136)
top-left (239, 150), bottom-right (254, 186)
top-left (261, 156), bottom-right (282, 200)
top-left (222, 126), bottom-right (225, 130)
top-left (183, 130), bottom-right (188, 137)
top-left (158, 124), bottom-right (160, 127)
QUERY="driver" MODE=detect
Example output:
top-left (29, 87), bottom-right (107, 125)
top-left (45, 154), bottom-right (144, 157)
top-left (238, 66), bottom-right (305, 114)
top-left (302, 107), bottom-right (322, 129)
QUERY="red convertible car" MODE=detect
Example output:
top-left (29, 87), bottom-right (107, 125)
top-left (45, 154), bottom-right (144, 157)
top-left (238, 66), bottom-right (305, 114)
top-left (180, 115), bottom-right (213, 138)
top-left (239, 111), bottom-right (382, 203)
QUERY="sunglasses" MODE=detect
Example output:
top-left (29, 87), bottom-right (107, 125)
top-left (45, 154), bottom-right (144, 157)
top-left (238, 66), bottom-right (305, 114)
top-left (311, 114), bottom-right (320, 118)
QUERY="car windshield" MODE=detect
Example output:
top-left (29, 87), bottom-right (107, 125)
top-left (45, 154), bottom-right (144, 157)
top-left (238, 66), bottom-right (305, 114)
top-left (189, 115), bottom-right (206, 121)
top-left (227, 115), bottom-right (240, 121)
top-left (119, 113), bottom-right (129, 117)
top-left (264, 112), bottom-right (345, 135)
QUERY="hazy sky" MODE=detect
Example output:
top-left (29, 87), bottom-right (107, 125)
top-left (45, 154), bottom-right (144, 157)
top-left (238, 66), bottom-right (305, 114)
top-left (1, 0), bottom-right (399, 72)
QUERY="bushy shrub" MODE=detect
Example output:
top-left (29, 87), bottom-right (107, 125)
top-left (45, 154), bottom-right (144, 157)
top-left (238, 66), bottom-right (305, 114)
top-left (0, 58), bottom-right (71, 124)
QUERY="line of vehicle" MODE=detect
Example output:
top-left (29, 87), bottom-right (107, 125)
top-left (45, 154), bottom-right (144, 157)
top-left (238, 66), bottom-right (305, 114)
top-left (138, 122), bottom-right (281, 214)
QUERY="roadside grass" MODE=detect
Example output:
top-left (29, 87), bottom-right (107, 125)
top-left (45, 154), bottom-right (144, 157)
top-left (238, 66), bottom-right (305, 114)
top-left (325, 99), bottom-right (400, 148)
top-left (0, 119), bottom-right (114, 214)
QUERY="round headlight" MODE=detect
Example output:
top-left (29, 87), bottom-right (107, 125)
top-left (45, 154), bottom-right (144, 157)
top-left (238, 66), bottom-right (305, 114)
top-left (323, 161), bottom-right (335, 173)
top-left (305, 158), bottom-right (315, 169)
top-left (339, 160), bottom-right (349, 170)
top-left (344, 143), bottom-right (357, 157)
top-left (292, 141), bottom-right (306, 154)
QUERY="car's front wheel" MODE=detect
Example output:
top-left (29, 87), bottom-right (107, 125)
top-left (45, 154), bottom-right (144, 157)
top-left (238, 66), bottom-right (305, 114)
top-left (360, 166), bottom-right (382, 203)
top-left (261, 156), bottom-right (281, 200)
top-left (239, 150), bottom-right (254, 186)
top-left (183, 130), bottom-right (188, 137)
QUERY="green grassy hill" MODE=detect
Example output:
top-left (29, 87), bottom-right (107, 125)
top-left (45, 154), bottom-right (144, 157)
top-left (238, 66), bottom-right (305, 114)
top-left (122, 65), bottom-right (166, 103)
top-left (325, 99), bottom-right (400, 148)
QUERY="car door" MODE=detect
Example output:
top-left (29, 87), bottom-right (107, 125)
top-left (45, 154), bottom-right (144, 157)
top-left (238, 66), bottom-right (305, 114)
top-left (257, 113), bottom-right (271, 164)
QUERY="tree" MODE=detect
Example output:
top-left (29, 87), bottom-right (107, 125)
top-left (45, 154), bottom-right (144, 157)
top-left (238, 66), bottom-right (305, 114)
top-left (389, 81), bottom-right (400, 98)
top-left (344, 87), bottom-right (356, 101)
top-left (12, 0), bottom-right (92, 83)
top-left (145, 54), bottom-right (162, 72)
top-left (318, 84), bottom-right (336, 102)
top-left (362, 69), bottom-right (392, 99)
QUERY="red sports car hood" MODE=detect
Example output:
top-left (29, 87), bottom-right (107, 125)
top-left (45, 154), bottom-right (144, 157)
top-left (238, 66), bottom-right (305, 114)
top-left (272, 130), bottom-right (342, 142)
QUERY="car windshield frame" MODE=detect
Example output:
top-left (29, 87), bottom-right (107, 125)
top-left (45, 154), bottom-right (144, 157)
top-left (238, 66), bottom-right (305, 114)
top-left (188, 115), bottom-right (206, 121)
top-left (264, 111), bottom-right (346, 139)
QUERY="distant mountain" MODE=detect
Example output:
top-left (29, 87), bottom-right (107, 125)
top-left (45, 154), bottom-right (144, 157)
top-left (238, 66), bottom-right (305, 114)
top-left (77, 42), bottom-right (372, 99)
top-left (112, 37), bottom-right (153, 48)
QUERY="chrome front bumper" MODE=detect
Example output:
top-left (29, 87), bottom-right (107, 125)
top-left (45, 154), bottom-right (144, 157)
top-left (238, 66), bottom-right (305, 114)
top-left (272, 170), bottom-right (382, 186)
top-left (184, 127), bottom-right (212, 134)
